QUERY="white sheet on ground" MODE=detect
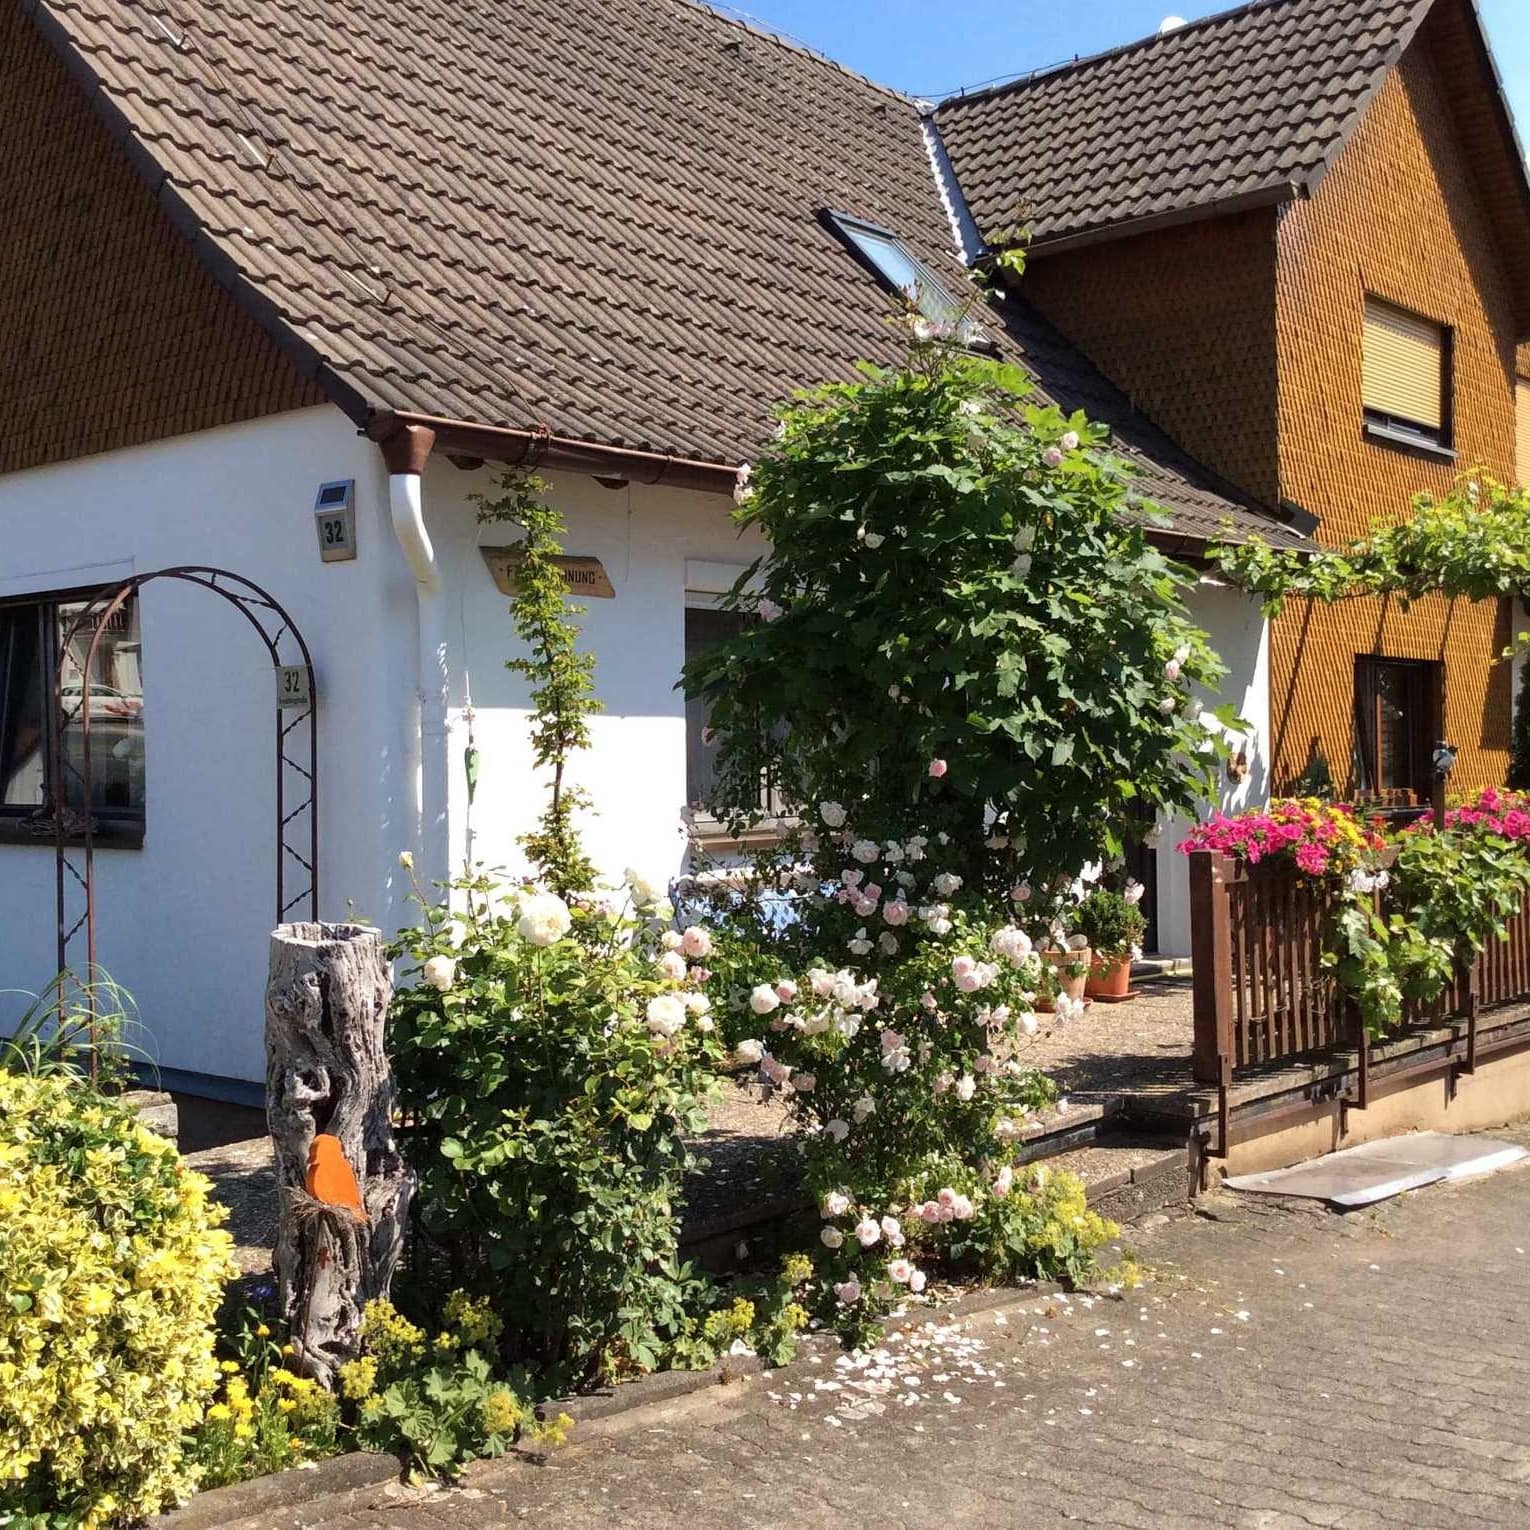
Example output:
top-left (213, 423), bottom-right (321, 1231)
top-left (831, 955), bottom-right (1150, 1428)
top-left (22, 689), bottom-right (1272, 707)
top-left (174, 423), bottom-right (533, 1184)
top-left (1223, 1132), bottom-right (1528, 1207)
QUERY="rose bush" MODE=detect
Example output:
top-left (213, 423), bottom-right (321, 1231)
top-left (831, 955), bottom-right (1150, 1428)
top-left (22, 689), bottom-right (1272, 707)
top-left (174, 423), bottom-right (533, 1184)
top-left (684, 332), bottom-right (1243, 918)
top-left (686, 816), bottom-right (1117, 1335)
top-left (389, 866), bottom-right (728, 1391)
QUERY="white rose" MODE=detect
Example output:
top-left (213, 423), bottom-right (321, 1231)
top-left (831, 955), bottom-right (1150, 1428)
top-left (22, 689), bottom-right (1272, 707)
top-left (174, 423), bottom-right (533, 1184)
top-left (821, 1189), bottom-right (852, 1218)
top-left (749, 984), bottom-right (781, 1016)
top-left (854, 1218), bottom-right (881, 1248)
top-left (680, 925), bottom-right (713, 958)
top-left (517, 891), bottom-right (572, 947)
top-left (397, 850), bottom-right (415, 870)
top-left (734, 1039), bottom-right (764, 1065)
top-left (655, 950), bottom-right (687, 981)
top-left (422, 955), bottom-right (456, 992)
top-left (819, 801), bottom-right (847, 829)
top-left (645, 994), bottom-right (687, 1038)
top-left (826, 1118), bottom-right (850, 1142)
top-left (834, 1278), bottom-right (862, 1306)
top-left (851, 839), bottom-right (881, 865)
top-left (683, 991), bottom-right (711, 1015)
top-left (821, 1225), bottom-right (845, 1249)
top-left (625, 867), bottom-right (663, 906)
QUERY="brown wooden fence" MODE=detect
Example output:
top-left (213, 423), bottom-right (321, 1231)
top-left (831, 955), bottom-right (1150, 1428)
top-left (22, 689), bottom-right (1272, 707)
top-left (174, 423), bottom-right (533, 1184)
top-left (1188, 849), bottom-right (1530, 1090)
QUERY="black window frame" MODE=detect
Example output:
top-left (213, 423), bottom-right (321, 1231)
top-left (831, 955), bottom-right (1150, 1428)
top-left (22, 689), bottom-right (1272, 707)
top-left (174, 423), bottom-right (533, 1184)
top-left (821, 209), bottom-right (994, 353)
top-left (682, 602), bottom-right (792, 840)
top-left (0, 586), bottom-right (145, 848)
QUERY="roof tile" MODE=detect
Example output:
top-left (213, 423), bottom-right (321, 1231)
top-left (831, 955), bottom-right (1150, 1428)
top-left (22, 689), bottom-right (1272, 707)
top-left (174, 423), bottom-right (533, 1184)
top-left (936, 0), bottom-right (1431, 249)
top-left (27, 0), bottom-right (1307, 545)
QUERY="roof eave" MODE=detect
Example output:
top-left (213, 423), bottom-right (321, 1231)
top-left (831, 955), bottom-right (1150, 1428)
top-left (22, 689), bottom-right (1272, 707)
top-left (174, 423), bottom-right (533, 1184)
top-left (1025, 180), bottom-right (1302, 260)
top-left (364, 411), bottom-right (740, 495)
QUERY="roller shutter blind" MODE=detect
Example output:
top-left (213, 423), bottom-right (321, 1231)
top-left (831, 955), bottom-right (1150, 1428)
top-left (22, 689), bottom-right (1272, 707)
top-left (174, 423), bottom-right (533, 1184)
top-left (1363, 298), bottom-right (1445, 431)
top-left (1517, 379), bottom-right (1530, 484)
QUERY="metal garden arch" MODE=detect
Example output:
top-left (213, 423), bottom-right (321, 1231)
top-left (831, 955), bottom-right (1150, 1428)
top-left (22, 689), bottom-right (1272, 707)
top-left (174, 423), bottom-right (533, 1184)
top-left (52, 567), bottom-right (318, 1009)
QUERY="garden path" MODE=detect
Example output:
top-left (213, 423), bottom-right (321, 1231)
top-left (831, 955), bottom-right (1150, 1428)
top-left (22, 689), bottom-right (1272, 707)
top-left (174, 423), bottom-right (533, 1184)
top-left (302, 1127), bottom-right (1530, 1529)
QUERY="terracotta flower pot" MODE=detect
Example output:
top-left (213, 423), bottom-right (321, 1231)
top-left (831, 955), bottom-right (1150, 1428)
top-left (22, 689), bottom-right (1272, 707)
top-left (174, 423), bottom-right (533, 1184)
top-left (1085, 952), bottom-right (1134, 1000)
top-left (1037, 947), bottom-right (1090, 1011)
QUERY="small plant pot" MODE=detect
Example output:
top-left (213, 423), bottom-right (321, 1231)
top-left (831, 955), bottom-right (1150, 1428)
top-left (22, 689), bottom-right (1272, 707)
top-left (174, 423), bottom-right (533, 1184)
top-left (1037, 948), bottom-right (1090, 1012)
top-left (1085, 953), bottom-right (1134, 1000)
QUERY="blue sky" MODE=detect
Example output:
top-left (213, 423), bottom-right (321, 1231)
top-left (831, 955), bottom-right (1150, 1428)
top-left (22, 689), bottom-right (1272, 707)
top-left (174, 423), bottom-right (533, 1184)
top-left (724, 1), bottom-right (1530, 135)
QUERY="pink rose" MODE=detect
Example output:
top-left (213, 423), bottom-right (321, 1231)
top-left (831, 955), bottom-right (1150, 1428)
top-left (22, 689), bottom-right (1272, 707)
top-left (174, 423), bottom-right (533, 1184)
top-left (928, 759), bottom-right (948, 778)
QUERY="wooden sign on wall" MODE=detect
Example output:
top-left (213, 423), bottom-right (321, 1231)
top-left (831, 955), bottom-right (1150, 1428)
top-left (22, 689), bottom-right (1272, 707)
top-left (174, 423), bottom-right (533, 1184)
top-left (479, 547), bottom-right (615, 599)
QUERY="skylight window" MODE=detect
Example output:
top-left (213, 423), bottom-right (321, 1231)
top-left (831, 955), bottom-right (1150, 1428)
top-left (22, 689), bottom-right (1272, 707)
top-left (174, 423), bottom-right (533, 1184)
top-left (824, 211), bottom-right (990, 349)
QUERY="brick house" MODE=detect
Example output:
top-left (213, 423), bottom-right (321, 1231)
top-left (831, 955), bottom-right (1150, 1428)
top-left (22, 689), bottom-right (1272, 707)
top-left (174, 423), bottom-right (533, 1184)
top-left (938, 0), bottom-right (1530, 804)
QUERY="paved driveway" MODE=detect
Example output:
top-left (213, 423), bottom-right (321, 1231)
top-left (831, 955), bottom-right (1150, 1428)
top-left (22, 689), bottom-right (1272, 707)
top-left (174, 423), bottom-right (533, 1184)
top-left (300, 1130), bottom-right (1530, 1529)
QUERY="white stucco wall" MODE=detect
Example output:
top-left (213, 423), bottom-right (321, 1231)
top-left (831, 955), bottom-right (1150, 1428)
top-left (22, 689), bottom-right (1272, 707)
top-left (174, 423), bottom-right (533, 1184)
top-left (422, 461), bottom-right (767, 889)
top-left (0, 409), bottom-right (1265, 1086)
top-left (1152, 579), bottom-right (1272, 956)
top-left (0, 406), bottom-right (416, 1091)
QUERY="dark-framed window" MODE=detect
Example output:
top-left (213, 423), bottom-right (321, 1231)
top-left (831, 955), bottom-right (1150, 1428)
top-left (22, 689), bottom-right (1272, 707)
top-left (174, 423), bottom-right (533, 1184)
top-left (684, 604), bottom-right (743, 811)
top-left (823, 210), bottom-right (991, 350)
top-left (1362, 296), bottom-right (1452, 453)
top-left (1353, 656), bottom-right (1441, 803)
top-left (683, 603), bottom-right (788, 825)
top-left (0, 590), bottom-right (145, 839)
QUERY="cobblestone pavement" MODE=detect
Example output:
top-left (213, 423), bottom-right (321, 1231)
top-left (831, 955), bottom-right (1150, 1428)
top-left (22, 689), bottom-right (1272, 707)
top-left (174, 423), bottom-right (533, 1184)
top-left (310, 1134), bottom-right (1530, 1529)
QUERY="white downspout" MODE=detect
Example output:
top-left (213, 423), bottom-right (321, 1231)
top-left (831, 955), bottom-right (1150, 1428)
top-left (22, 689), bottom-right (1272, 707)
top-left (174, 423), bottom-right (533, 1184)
top-left (389, 468), bottom-right (452, 896)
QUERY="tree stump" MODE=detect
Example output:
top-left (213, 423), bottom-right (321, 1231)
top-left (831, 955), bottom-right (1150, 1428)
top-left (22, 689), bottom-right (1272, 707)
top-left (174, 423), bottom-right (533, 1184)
top-left (265, 922), bottom-right (413, 1386)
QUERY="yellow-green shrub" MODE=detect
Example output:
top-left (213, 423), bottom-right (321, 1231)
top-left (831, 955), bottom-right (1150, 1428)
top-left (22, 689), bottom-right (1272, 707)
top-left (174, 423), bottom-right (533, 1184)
top-left (0, 1071), bottom-right (236, 1528)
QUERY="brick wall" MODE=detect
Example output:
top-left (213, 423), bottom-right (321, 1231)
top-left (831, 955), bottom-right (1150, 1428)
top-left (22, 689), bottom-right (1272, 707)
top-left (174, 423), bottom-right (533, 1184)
top-left (1270, 34), bottom-right (1518, 795)
top-left (1021, 210), bottom-right (1282, 507)
top-left (0, 8), bottom-right (323, 476)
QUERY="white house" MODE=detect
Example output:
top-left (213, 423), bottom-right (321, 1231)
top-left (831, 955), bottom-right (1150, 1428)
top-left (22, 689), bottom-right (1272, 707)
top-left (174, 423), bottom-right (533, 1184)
top-left (0, 0), bottom-right (1306, 1100)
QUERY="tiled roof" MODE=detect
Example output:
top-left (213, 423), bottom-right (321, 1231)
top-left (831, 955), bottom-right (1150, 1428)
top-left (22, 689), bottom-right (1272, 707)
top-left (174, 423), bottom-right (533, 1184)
top-left (20, 0), bottom-right (1306, 546)
top-left (936, 0), bottom-right (1433, 251)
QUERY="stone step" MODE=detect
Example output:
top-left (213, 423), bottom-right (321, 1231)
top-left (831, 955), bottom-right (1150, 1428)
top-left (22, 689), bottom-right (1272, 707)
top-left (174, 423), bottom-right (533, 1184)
top-left (122, 1088), bottom-right (178, 1142)
top-left (1044, 1134), bottom-right (1193, 1222)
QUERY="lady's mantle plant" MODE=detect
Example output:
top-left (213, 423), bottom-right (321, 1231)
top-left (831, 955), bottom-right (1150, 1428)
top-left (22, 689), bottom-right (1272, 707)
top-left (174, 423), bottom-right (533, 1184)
top-left (684, 332), bottom-right (1241, 910)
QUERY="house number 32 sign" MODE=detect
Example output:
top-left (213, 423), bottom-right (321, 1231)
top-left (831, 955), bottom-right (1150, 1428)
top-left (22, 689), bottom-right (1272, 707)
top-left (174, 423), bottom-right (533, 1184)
top-left (277, 666), bottom-right (313, 709)
top-left (313, 480), bottom-right (357, 563)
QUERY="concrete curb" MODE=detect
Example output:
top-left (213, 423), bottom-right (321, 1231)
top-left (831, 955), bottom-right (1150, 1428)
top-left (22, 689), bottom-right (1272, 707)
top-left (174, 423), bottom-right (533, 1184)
top-left (150, 1450), bottom-right (402, 1528)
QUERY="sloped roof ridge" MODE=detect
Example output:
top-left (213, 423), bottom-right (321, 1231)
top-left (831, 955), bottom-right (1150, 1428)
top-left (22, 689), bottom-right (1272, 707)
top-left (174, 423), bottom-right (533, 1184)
top-left (938, 0), bottom-right (1288, 108)
top-left (683, 0), bottom-right (918, 107)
